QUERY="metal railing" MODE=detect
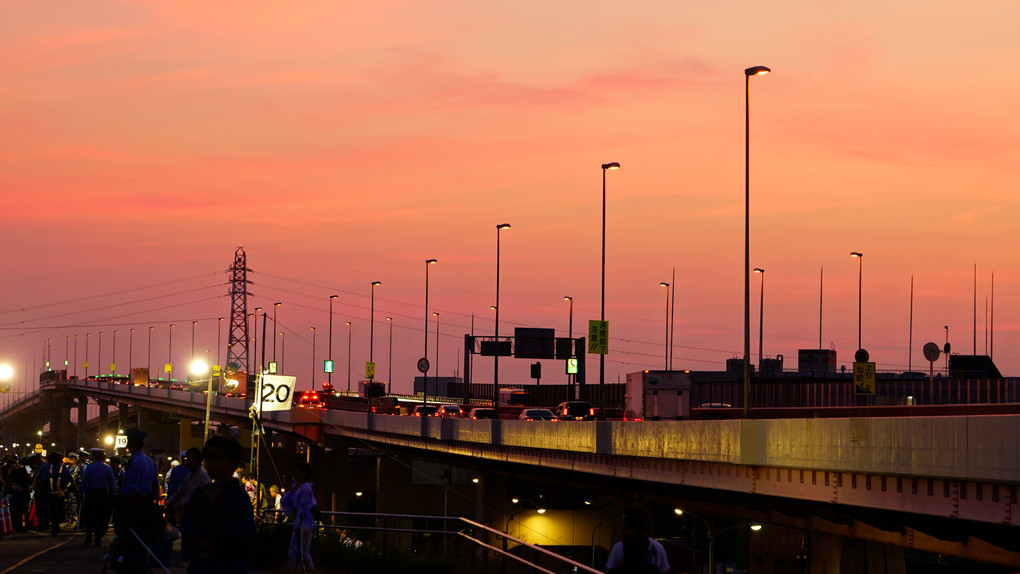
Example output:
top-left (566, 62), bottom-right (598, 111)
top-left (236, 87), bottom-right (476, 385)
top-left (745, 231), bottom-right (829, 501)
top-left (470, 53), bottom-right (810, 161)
top-left (260, 509), bottom-right (603, 574)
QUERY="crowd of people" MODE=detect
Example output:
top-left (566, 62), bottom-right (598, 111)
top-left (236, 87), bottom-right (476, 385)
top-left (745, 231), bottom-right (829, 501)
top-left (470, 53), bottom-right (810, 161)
top-left (0, 431), bottom-right (318, 574)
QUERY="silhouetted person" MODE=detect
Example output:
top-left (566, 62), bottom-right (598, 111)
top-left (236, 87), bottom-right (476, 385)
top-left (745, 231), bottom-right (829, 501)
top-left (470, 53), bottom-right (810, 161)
top-left (606, 506), bottom-right (670, 574)
top-left (80, 449), bottom-right (116, 546)
top-left (280, 462), bottom-right (317, 572)
top-left (181, 436), bottom-right (255, 574)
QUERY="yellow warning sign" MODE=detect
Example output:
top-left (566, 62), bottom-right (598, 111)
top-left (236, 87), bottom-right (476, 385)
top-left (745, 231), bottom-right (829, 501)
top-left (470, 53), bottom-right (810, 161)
top-left (853, 362), bottom-right (876, 395)
top-left (588, 320), bottom-right (609, 355)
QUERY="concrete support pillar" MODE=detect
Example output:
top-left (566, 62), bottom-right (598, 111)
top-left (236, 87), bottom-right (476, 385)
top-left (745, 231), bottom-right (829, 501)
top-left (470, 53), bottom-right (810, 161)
top-left (118, 403), bottom-right (130, 432)
top-left (51, 401), bottom-right (74, 453)
top-left (97, 401), bottom-right (109, 438)
top-left (77, 398), bottom-right (89, 449)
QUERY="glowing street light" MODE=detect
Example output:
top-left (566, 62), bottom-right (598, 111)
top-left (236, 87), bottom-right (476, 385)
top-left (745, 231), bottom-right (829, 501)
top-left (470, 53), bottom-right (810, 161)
top-left (190, 359), bottom-right (214, 440)
top-left (851, 252), bottom-right (864, 352)
top-left (753, 268), bottom-right (765, 372)
top-left (494, 224), bottom-right (510, 411)
top-left (423, 258), bottom-right (437, 407)
top-left (743, 64), bottom-right (770, 419)
top-left (599, 162), bottom-right (620, 418)
top-left (659, 283), bottom-right (670, 371)
top-left (370, 281), bottom-right (381, 382)
top-left (328, 295), bottom-right (338, 388)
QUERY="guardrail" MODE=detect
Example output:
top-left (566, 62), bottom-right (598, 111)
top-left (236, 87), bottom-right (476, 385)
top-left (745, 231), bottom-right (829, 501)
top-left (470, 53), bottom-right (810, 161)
top-left (260, 509), bottom-right (603, 574)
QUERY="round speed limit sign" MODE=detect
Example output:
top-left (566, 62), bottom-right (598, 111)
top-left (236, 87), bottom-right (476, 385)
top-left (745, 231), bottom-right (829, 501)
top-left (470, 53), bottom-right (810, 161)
top-left (417, 357), bottom-right (430, 373)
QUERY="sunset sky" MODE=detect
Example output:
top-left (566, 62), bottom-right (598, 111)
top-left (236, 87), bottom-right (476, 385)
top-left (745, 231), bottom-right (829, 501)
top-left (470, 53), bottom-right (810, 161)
top-left (2, 1), bottom-right (1018, 396)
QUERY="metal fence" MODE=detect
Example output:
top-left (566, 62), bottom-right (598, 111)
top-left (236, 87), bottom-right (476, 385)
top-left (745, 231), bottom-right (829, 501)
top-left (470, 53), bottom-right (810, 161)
top-left (260, 509), bottom-right (604, 574)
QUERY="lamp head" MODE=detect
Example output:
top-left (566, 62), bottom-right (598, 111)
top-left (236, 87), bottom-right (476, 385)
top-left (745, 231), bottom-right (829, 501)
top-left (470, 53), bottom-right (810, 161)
top-left (745, 66), bottom-right (771, 76)
top-left (753, 268), bottom-right (765, 274)
top-left (601, 162), bottom-right (621, 170)
top-left (372, 281), bottom-right (381, 287)
top-left (426, 258), bottom-right (437, 265)
top-left (850, 251), bottom-right (863, 258)
top-left (497, 223), bottom-right (511, 230)
top-left (659, 282), bottom-right (669, 288)
top-left (330, 294), bottom-right (339, 300)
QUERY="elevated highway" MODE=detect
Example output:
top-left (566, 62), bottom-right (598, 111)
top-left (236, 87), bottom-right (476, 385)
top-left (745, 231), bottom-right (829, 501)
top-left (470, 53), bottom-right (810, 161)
top-left (2, 377), bottom-right (1018, 567)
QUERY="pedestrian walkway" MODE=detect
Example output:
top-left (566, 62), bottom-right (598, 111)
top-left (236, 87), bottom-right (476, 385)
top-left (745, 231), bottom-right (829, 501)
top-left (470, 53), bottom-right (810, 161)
top-left (0, 523), bottom-right (371, 574)
top-left (0, 526), bottom-right (188, 574)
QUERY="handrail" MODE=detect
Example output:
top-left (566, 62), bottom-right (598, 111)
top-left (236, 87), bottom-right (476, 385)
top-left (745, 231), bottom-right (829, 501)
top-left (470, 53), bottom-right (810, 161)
top-left (260, 509), bottom-right (604, 574)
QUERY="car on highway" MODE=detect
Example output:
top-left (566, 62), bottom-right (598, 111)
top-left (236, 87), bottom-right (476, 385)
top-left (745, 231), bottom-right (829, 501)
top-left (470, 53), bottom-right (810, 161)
top-left (518, 408), bottom-right (556, 421)
top-left (296, 390), bottom-right (325, 409)
top-left (553, 401), bottom-right (594, 421)
top-left (467, 407), bottom-right (498, 420)
top-left (436, 404), bottom-right (463, 418)
top-left (411, 404), bottom-right (438, 417)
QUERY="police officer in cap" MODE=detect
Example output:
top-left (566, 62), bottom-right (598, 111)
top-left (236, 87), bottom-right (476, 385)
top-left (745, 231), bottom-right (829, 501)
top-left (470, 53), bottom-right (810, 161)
top-left (117, 428), bottom-right (160, 573)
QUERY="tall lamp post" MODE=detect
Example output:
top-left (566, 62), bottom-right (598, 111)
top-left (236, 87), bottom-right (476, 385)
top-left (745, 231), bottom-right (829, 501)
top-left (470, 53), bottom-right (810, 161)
top-left (346, 321), bottom-right (352, 393)
top-left (310, 327), bottom-right (315, 390)
top-left (191, 360), bottom-right (214, 440)
top-left (328, 295), bottom-right (338, 388)
top-left (851, 252), bottom-right (863, 352)
top-left (433, 312), bottom-right (440, 382)
top-left (273, 303), bottom-right (282, 365)
top-left (743, 65), bottom-right (770, 419)
top-left (564, 296), bottom-right (573, 386)
top-left (494, 224), bottom-right (510, 412)
top-left (112, 330), bottom-right (118, 375)
top-left (370, 281), bottom-right (381, 381)
top-left (98, 331), bottom-right (103, 377)
top-left (168, 324), bottom-right (175, 381)
top-left (386, 317), bottom-right (393, 384)
top-left (599, 163), bottom-right (620, 419)
top-left (423, 259), bottom-right (437, 406)
top-left (659, 283), bottom-right (670, 371)
top-left (147, 327), bottom-right (153, 378)
top-left (128, 329), bottom-right (134, 376)
top-left (753, 268), bottom-right (765, 373)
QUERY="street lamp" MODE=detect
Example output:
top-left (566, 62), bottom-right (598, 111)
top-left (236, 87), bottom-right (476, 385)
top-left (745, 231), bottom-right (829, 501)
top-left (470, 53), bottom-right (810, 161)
top-left (328, 295), bottom-right (338, 387)
top-left (147, 327), bottom-right (153, 379)
top-left (310, 326), bottom-right (316, 390)
top-left (659, 283), bottom-right (670, 371)
top-left (386, 317), bottom-right (393, 384)
top-left (85, 333), bottom-right (91, 379)
top-left (346, 321), bottom-right (352, 393)
top-left (191, 360), bottom-right (214, 440)
top-left (564, 296), bottom-right (573, 387)
top-left (98, 331), bottom-right (103, 377)
top-left (708, 522), bottom-right (763, 574)
top-left (254, 307), bottom-right (263, 373)
top-left (111, 330), bottom-right (118, 375)
top-left (851, 252), bottom-right (863, 353)
top-left (494, 223), bottom-right (511, 412)
top-left (433, 312), bottom-right (440, 381)
top-left (128, 329), bottom-right (134, 376)
top-left (753, 268), bottom-right (765, 373)
top-left (505, 498), bottom-right (547, 533)
top-left (743, 64), bottom-right (770, 419)
top-left (423, 258), bottom-right (437, 407)
top-left (168, 324), bottom-right (175, 381)
top-left (273, 303), bottom-right (282, 364)
top-left (217, 317), bottom-right (224, 368)
top-left (370, 281), bottom-right (381, 381)
top-left (599, 162), bottom-right (619, 419)
top-left (279, 332), bottom-right (285, 374)
top-left (191, 321), bottom-right (197, 363)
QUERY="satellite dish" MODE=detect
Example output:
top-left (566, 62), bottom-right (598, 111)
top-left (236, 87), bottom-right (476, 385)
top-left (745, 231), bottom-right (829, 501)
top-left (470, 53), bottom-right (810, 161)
top-left (854, 348), bottom-right (870, 363)
top-left (922, 342), bottom-right (940, 363)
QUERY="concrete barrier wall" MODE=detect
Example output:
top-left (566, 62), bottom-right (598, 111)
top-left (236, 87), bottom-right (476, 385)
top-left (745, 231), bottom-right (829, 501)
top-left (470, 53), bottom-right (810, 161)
top-left (321, 411), bottom-right (1020, 482)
